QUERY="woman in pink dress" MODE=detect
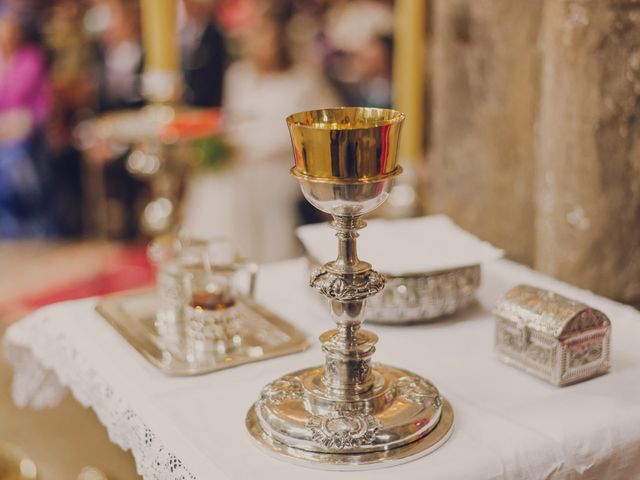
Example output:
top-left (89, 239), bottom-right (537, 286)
top-left (0, 5), bottom-right (52, 236)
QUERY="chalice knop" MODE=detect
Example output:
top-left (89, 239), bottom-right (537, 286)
top-left (246, 108), bottom-right (453, 469)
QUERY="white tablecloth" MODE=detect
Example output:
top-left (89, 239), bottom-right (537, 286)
top-left (5, 258), bottom-right (640, 480)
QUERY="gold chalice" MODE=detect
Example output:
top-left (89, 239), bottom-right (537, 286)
top-left (246, 108), bottom-right (453, 469)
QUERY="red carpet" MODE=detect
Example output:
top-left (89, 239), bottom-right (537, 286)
top-left (0, 245), bottom-right (154, 322)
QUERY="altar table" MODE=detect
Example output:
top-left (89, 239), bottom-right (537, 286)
top-left (5, 258), bottom-right (640, 479)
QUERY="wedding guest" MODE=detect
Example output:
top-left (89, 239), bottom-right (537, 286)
top-left (350, 34), bottom-right (393, 108)
top-left (94, 0), bottom-right (144, 113)
top-left (323, 0), bottom-right (394, 108)
top-left (222, 12), bottom-right (341, 262)
top-left (44, 0), bottom-right (95, 236)
top-left (0, 5), bottom-right (52, 237)
top-left (180, 0), bottom-right (227, 107)
top-left (88, 0), bottom-right (148, 239)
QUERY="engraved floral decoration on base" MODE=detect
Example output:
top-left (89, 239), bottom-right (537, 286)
top-left (260, 377), bottom-right (303, 404)
top-left (395, 376), bottom-right (442, 408)
top-left (306, 412), bottom-right (381, 449)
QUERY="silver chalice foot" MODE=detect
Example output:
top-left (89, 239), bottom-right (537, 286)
top-left (246, 108), bottom-right (453, 469)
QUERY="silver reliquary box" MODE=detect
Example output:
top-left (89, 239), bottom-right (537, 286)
top-left (494, 285), bottom-right (611, 386)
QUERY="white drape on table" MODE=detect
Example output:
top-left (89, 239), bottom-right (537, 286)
top-left (5, 257), bottom-right (640, 479)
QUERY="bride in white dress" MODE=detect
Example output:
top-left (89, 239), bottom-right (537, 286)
top-left (183, 14), bottom-right (340, 263)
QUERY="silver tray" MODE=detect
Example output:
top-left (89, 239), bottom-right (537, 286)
top-left (307, 257), bottom-right (480, 324)
top-left (96, 289), bottom-right (309, 375)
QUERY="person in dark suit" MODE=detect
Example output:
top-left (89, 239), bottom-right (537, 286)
top-left (85, 0), bottom-right (147, 239)
top-left (180, 0), bottom-right (226, 108)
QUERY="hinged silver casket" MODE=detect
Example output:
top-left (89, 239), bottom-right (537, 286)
top-left (494, 285), bottom-right (611, 386)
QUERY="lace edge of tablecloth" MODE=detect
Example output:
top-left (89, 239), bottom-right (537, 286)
top-left (3, 312), bottom-right (197, 480)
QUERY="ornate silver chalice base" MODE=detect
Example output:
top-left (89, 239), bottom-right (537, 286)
top-left (246, 108), bottom-right (454, 469)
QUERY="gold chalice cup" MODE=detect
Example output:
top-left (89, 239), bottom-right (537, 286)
top-left (246, 108), bottom-right (453, 469)
top-left (288, 106), bottom-right (403, 180)
top-left (289, 108), bottom-right (403, 223)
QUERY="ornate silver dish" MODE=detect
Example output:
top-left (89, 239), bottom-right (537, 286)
top-left (96, 289), bottom-right (309, 376)
top-left (308, 256), bottom-right (480, 324)
top-left (369, 264), bottom-right (480, 323)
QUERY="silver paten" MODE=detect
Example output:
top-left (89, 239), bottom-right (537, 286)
top-left (494, 285), bottom-right (611, 386)
top-left (96, 289), bottom-right (309, 375)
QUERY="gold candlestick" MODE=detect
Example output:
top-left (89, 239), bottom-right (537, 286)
top-left (387, 0), bottom-right (426, 216)
top-left (140, 0), bottom-right (182, 103)
top-left (392, 0), bottom-right (425, 164)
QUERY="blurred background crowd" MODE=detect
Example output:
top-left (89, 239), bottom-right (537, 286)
top-left (3, 0), bottom-right (640, 314)
top-left (0, 0), bottom-right (395, 247)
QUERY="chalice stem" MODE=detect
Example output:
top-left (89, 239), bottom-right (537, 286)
top-left (332, 215), bottom-right (366, 273)
top-left (313, 214), bottom-right (385, 398)
top-left (322, 298), bottom-right (377, 397)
